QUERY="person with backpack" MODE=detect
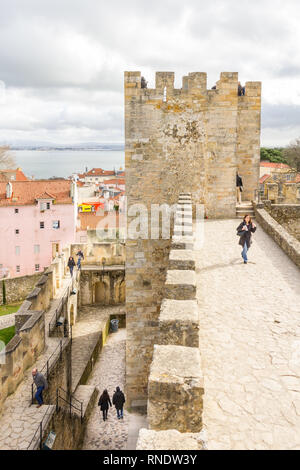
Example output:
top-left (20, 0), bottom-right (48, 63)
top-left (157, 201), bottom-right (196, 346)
top-left (236, 215), bottom-right (256, 264)
top-left (112, 386), bottom-right (125, 419)
top-left (98, 389), bottom-right (112, 421)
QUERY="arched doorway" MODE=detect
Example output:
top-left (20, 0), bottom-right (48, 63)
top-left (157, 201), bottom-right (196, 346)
top-left (95, 280), bottom-right (109, 304)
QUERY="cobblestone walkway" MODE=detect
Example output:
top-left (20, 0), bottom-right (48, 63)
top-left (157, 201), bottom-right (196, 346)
top-left (0, 277), bottom-right (72, 450)
top-left (82, 328), bottom-right (128, 450)
top-left (196, 219), bottom-right (300, 450)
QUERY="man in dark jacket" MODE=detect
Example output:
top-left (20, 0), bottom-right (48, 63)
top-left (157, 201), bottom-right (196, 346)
top-left (112, 386), bottom-right (125, 419)
top-left (237, 215), bottom-right (256, 264)
top-left (32, 368), bottom-right (48, 408)
top-left (236, 171), bottom-right (243, 204)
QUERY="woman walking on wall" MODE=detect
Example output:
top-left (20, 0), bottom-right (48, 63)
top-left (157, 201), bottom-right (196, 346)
top-left (98, 389), bottom-right (112, 421)
top-left (67, 256), bottom-right (76, 277)
top-left (237, 215), bottom-right (256, 264)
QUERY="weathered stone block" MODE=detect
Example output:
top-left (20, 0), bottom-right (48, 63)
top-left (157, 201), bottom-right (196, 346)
top-left (158, 299), bottom-right (199, 347)
top-left (148, 345), bottom-right (204, 432)
top-left (169, 250), bottom-right (195, 270)
top-left (173, 225), bottom-right (193, 236)
top-left (165, 270), bottom-right (196, 300)
top-left (171, 236), bottom-right (194, 250)
top-left (136, 428), bottom-right (207, 450)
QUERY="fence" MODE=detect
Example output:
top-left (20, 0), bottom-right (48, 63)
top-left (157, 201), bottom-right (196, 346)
top-left (48, 280), bottom-right (73, 336)
top-left (27, 405), bottom-right (54, 450)
top-left (56, 386), bottom-right (84, 423)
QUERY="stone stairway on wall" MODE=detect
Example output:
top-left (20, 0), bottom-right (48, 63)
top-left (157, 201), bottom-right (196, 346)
top-left (236, 201), bottom-right (255, 219)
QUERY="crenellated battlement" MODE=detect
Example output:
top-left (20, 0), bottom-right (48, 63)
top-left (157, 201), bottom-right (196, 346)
top-left (124, 71), bottom-right (261, 100)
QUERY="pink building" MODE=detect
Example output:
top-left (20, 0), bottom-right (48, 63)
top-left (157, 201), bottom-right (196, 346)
top-left (0, 179), bottom-right (78, 278)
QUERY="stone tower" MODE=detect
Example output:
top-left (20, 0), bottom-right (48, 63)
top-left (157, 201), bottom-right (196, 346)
top-left (125, 71), bottom-right (261, 410)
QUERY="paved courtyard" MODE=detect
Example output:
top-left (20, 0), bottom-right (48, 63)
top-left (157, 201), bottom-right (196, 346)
top-left (196, 219), bottom-right (300, 450)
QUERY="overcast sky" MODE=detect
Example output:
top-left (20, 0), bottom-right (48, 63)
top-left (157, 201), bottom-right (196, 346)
top-left (0, 0), bottom-right (300, 147)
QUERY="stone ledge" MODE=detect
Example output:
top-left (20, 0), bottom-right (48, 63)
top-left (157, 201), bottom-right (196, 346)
top-left (169, 250), bottom-right (195, 270)
top-left (148, 345), bottom-right (204, 432)
top-left (171, 236), bottom-right (194, 250)
top-left (173, 225), bottom-right (193, 237)
top-left (136, 428), bottom-right (207, 450)
top-left (165, 270), bottom-right (196, 300)
top-left (158, 299), bottom-right (199, 347)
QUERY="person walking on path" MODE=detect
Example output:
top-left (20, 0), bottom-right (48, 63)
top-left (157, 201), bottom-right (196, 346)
top-left (236, 171), bottom-right (243, 204)
top-left (76, 250), bottom-right (84, 270)
top-left (98, 389), bottom-right (112, 421)
top-left (112, 386), bottom-right (125, 420)
top-left (67, 256), bottom-right (76, 277)
top-left (32, 368), bottom-right (48, 408)
top-left (236, 215), bottom-right (257, 264)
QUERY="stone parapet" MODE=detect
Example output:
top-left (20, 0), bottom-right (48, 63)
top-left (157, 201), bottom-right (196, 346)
top-left (158, 299), bottom-right (199, 347)
top-left (136, 428), bottom-right (207, 450)
top-left (169, 250), bottom-right (195, 270)
top-left (148, 344), bottom-right (204, 432)
top-left (165, 270), bottom-right (196, 300)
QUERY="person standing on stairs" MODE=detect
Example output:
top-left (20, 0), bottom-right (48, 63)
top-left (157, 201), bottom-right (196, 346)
top-left (98, 389), bottom-right (112, 421)
top-left (32, 368), bottom-right (48, 408)
top-left (236, 214), bottom-right (256, 264)
top-left (236, 171), bottom-right (243, 204)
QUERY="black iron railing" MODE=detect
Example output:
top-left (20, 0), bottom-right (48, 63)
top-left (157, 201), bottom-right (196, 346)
top-left (48, 282), bottom-right (72, 336)
top-left (56, 387), bottom-right (84, 423)
top-left (27, 405), bottom-right (54, 450)
top-left (31, 340), bottom-right (63, 404)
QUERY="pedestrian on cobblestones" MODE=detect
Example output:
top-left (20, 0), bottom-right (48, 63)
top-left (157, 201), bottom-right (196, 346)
top-left (113, 386), bottom-right (125, 419)
top-left (237, 214), bottom-right (256, 264)
top-left (67, 256), bottom-right (76, 277)
top-left (98, 389), bottom-right (112, 421)
top-left (32, 368), bottom-right (48, 408)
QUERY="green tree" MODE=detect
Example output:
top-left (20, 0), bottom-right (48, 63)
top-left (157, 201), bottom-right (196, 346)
top-left (260, 147), bottom-right (286, 164)
top-left (283, 138), bottom-right (300, 172)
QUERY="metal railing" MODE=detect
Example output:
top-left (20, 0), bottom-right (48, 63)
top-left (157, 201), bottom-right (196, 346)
top-left (56, 387), bottom-right (84, 423)
top-left (31, 340), bottom-right (63, 404)
top-left (27, 405), bottom-right (54, 450)
top-left (48, 282), bottom-right (72, 336)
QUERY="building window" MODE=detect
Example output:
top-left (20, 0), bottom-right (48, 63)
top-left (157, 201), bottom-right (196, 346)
top-left (34, 244), bottom-right (40, 254)
top-left (47, 202), bottom-right (51, 209)
top-left (15, 208), bottom-right (19, 214)
top-left (16, 265), bottom-right (20, 273)
top-left (35, 264), bottom-right (40, 272)
top-left (15, 229), bottom-right (19, 234)
top-left (52, 220), bottom-right (60, 229)
top-left (40, 222), bottom-right (45, 229)
top-left (15, 246), bottom-right (20, 255)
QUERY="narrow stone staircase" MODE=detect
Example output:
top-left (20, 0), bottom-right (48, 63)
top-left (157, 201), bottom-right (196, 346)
top-left (236, 201), bottom-right (255, 219)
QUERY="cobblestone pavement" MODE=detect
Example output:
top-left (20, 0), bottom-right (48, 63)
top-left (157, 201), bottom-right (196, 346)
top-left (196, 219), bottom-right (300, 450)
top-left (0, 277), bottom-right (72, 450)
top-left (82, 328), bottom-right (128, 450)
top-left (71, 305), bottom-right (125, 392)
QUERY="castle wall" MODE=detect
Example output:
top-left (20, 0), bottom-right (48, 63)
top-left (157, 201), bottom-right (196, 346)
top-left (125, 71), bottom-right (261, 408)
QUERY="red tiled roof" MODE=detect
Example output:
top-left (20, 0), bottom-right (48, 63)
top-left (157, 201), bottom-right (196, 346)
top-left (0, 180), bottom-right (73, 206)
top-left (0, 168), bottom-right (28, 181)
top-left (259, 174), bottom-right (271, 184)
top-left (260, 161), bottom-right (290, 169)
top-left (103, 178), bottom-right (125, 185)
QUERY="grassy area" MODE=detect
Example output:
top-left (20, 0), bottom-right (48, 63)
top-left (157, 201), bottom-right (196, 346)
top-left (0, 326), bottom-right (16, 346)
top-left (0, 303), bottom-right (22, 317)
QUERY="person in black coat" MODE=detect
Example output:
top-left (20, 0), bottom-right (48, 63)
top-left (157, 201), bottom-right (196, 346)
top-left (237, 215), bottom-right (256, 264)
top-left (98, 389), bottom-right (112, 421)
top-left (112, 386), bottom-right (125, 419)
top-left (67, 256), bottom-right (76, 277)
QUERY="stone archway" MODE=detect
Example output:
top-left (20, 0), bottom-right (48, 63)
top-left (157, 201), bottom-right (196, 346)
top-left (114, 278), bottom-right (125, 304)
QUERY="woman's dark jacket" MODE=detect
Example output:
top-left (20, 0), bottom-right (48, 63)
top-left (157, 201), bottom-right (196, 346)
top-left (112, 390), bottom-right (125, 409)
top-left (237, 221), bottom-right (256, 248)
top-left (236, 174), bottom-right (243, 187)
top-left (98, 394), bottom-right (112, 411)
top-left (67, 258), bottom-right (75, 268)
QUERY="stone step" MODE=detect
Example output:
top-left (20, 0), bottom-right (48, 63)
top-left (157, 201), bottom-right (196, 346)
top-left (148, 345), bottom-right (204, 432)
top-left (158, 299), bottom-right (199, 347)
top-left (169, 250), bottom-right (195, 270)
top-left (171, 236), bottom-right (194, 250)
top-left (165, 270), bottom-right (196, 300)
